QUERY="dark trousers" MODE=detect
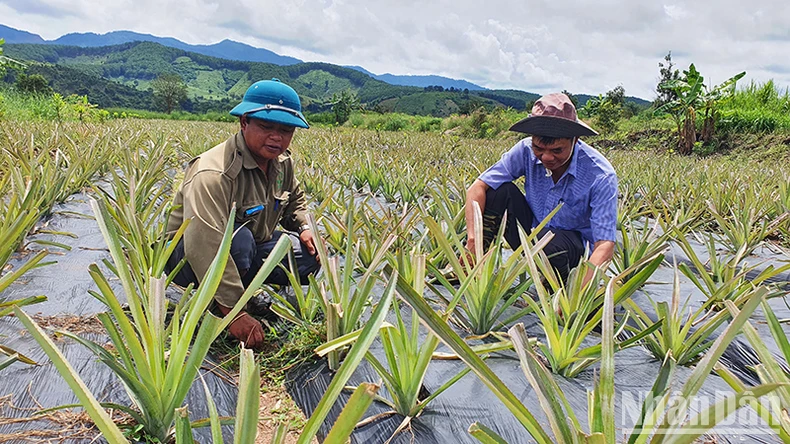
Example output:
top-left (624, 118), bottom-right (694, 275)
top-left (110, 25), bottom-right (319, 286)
top-left (165, 225), bottom-right (320, 290)
top-left (482, 182), bottom-right (585, 282)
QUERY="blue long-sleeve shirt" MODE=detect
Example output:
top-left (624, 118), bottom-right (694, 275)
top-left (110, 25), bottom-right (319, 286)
top-left (478, 137), bottom-right (618, 248)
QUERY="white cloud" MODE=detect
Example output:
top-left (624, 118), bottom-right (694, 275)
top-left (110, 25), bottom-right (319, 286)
top-left (663, 4), bottom-right (688, 20)
top-left (2, 0), bottom-right (789, 99)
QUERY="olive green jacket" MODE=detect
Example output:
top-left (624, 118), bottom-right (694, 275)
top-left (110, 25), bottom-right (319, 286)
top-left (167, 131), bottom-right (308, 307)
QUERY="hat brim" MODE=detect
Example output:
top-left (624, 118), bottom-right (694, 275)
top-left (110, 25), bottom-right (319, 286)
top-left (509, 115), bottom-right (597, 138)
top-left (230, 102), bottom-right (309, 129)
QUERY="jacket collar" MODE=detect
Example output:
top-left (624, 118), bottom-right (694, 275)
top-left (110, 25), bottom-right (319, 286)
top-left (229, 131), bottom-right (260, 170)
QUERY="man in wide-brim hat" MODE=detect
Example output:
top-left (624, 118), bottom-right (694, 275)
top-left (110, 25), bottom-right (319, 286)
top-left (165, 79), bottom-right (319, 349)
top-left (465, 92), bottom-right (617, 281)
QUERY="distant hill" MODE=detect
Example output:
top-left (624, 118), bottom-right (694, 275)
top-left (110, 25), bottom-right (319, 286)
top-left (4, 41), bottom-right (518, 116)
top-left (345, 65), bottom-right (485, 91)
top-left (1, 24), bottom-right (652, 106)
top-left (0, 24), bottom-right (45, 44)
top-left (51, 31), bottom-right (303, 66)
top-left (1, 24), bottom-right (487, 91)
top-left (4, 41), bottom-right (651, 116)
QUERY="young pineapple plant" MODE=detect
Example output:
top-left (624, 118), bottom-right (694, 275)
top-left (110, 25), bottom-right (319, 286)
top-left (266, 250), bottom-right (325, 332)
top-left (16, 200), bottom-right (292, 442)
top-left (0, 170), bottom-right (53, 370)
top-left (708, 199), bottom-right (788, 256)
top-left (307, 212), bottom-right (396, 370)
top-left (395, 265), bottom-right (779, 443)
top-left (93, 140), bottom-right (180, 298)
top-left (175, 276), bottom-right (399, 444)
top-left (520, 228), bottom-right (665, 377)
top-left (330, 252), bottom-right (471, 441)
top-left (424, 203), bottom-right (538, 336)
top-left (17, 277), bottom-right (396, 444)
top-left (422, 183), bottom-right (466, 271)
top-left (676, 232), bottom-right (790, 310)
top-left (717, 299), bottom-right (790, 442)
top-left (624, 262), bottom-right (735, 366)
top-left (610, 216), bottom-right (670, 281)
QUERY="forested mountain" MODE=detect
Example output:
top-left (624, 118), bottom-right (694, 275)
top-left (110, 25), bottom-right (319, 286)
top-left (3, 40), bottom-right (649, 116)
top-left (2, 41), bottom-right (525, 115)
top-left (1, 24), bottom-right (486, 91)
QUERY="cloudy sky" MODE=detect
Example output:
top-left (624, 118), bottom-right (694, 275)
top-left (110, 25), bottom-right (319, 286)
top-left (2, 0), bottom-right (789, 99)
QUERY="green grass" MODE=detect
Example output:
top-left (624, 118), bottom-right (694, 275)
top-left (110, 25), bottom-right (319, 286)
top-left (0, 87), bottom-right (59, 120)
top-left (104, 107), bottom-right (236, 122)
top-left (716, 80), bottom-right (790, 133)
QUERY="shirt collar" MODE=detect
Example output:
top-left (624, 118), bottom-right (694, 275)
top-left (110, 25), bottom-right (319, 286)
top-left (530, 138), bottom-right (580, 179)
top-left (232, 132), bottom-right (260, 170)
top-left (565, 139), bottom-right (579, 178)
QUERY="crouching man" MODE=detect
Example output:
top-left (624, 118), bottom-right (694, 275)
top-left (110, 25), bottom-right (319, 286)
top-left (165, 79), bottom-right (319, 349)
top-left (465, 93), bottom-right (617, 282)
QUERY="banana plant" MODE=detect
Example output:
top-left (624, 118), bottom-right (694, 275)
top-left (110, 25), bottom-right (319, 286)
top-left (657, 64), bottom-right (745, 154)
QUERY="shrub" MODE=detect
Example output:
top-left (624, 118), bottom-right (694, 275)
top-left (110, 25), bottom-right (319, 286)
top-left (416, 116), bottom-right (442, 132)
top-left (346, 111), bottom-right (366, 128)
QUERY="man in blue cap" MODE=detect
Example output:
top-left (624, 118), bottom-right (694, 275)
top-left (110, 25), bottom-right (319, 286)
top-left (165, 79), bottom-right (318, 349)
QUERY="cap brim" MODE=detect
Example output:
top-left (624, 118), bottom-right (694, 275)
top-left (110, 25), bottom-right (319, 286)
top-left (509, 115), bottom-right (597, 137)
top-left (230, 102), bottom-right (310, 129)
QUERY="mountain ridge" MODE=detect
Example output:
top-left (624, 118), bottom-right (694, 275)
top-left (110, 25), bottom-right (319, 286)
top-left (1, 24), bottom-right (488, 91)
top-left (3, 39), bottom-right (650, 116)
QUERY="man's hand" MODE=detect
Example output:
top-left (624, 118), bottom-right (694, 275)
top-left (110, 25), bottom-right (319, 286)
top-left (217, 305), bottom-right (265, 350)
top-left (463, 180), bottom-right (490, 268)
top-left (462, 238), bottom-right (477, 268)
top-left (299, 229), bottom-right (318, 260)
top-left (581, 240), bottom-right (615, 288)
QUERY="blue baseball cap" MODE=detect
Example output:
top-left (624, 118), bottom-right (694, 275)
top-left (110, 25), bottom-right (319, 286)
top-left (230, 78), bottom-right (309, 129)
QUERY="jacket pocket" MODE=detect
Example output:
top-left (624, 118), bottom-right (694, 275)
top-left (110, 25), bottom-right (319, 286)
top-left (273, 191), bottom-right (290, 222)
top-left (237, 203), bottom-right (264, 229)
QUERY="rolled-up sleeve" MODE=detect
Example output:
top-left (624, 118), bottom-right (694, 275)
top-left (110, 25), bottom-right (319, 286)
top-left (589, 174), bottom-right (618, 243)
top-left (478, 140), bottom-right (527, 189)
top-left (182, 171), bottom-right (245, 308)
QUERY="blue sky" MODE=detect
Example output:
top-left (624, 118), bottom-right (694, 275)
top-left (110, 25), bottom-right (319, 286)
top-left (2, 0), bottom-right (788, 99)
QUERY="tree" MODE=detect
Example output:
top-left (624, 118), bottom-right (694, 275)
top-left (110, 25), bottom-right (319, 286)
top-left (0, 39), bottom-right (25, 79)
top-left (561, 90), bottom-right (579, 108)
top-left (331, 90), bottom-right (360, 124)
top-left (525, 99), bottom-right (536, 112)
top-left (582, 87), bottom-right (626, 134)
top-left (458, 96), bottom-right (485, 115)
top-left (604, 85), bottom-right (625, 107)
top-left (151, 73), bottom-right (188, 114)
top-left (655, 51), bottom-right (680, 108)
top-left (16, 73), bottom-right (51, 94)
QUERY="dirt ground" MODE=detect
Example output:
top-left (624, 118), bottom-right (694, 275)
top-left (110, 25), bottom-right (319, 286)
top-left (256, 382), bottom-right (315, 444)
